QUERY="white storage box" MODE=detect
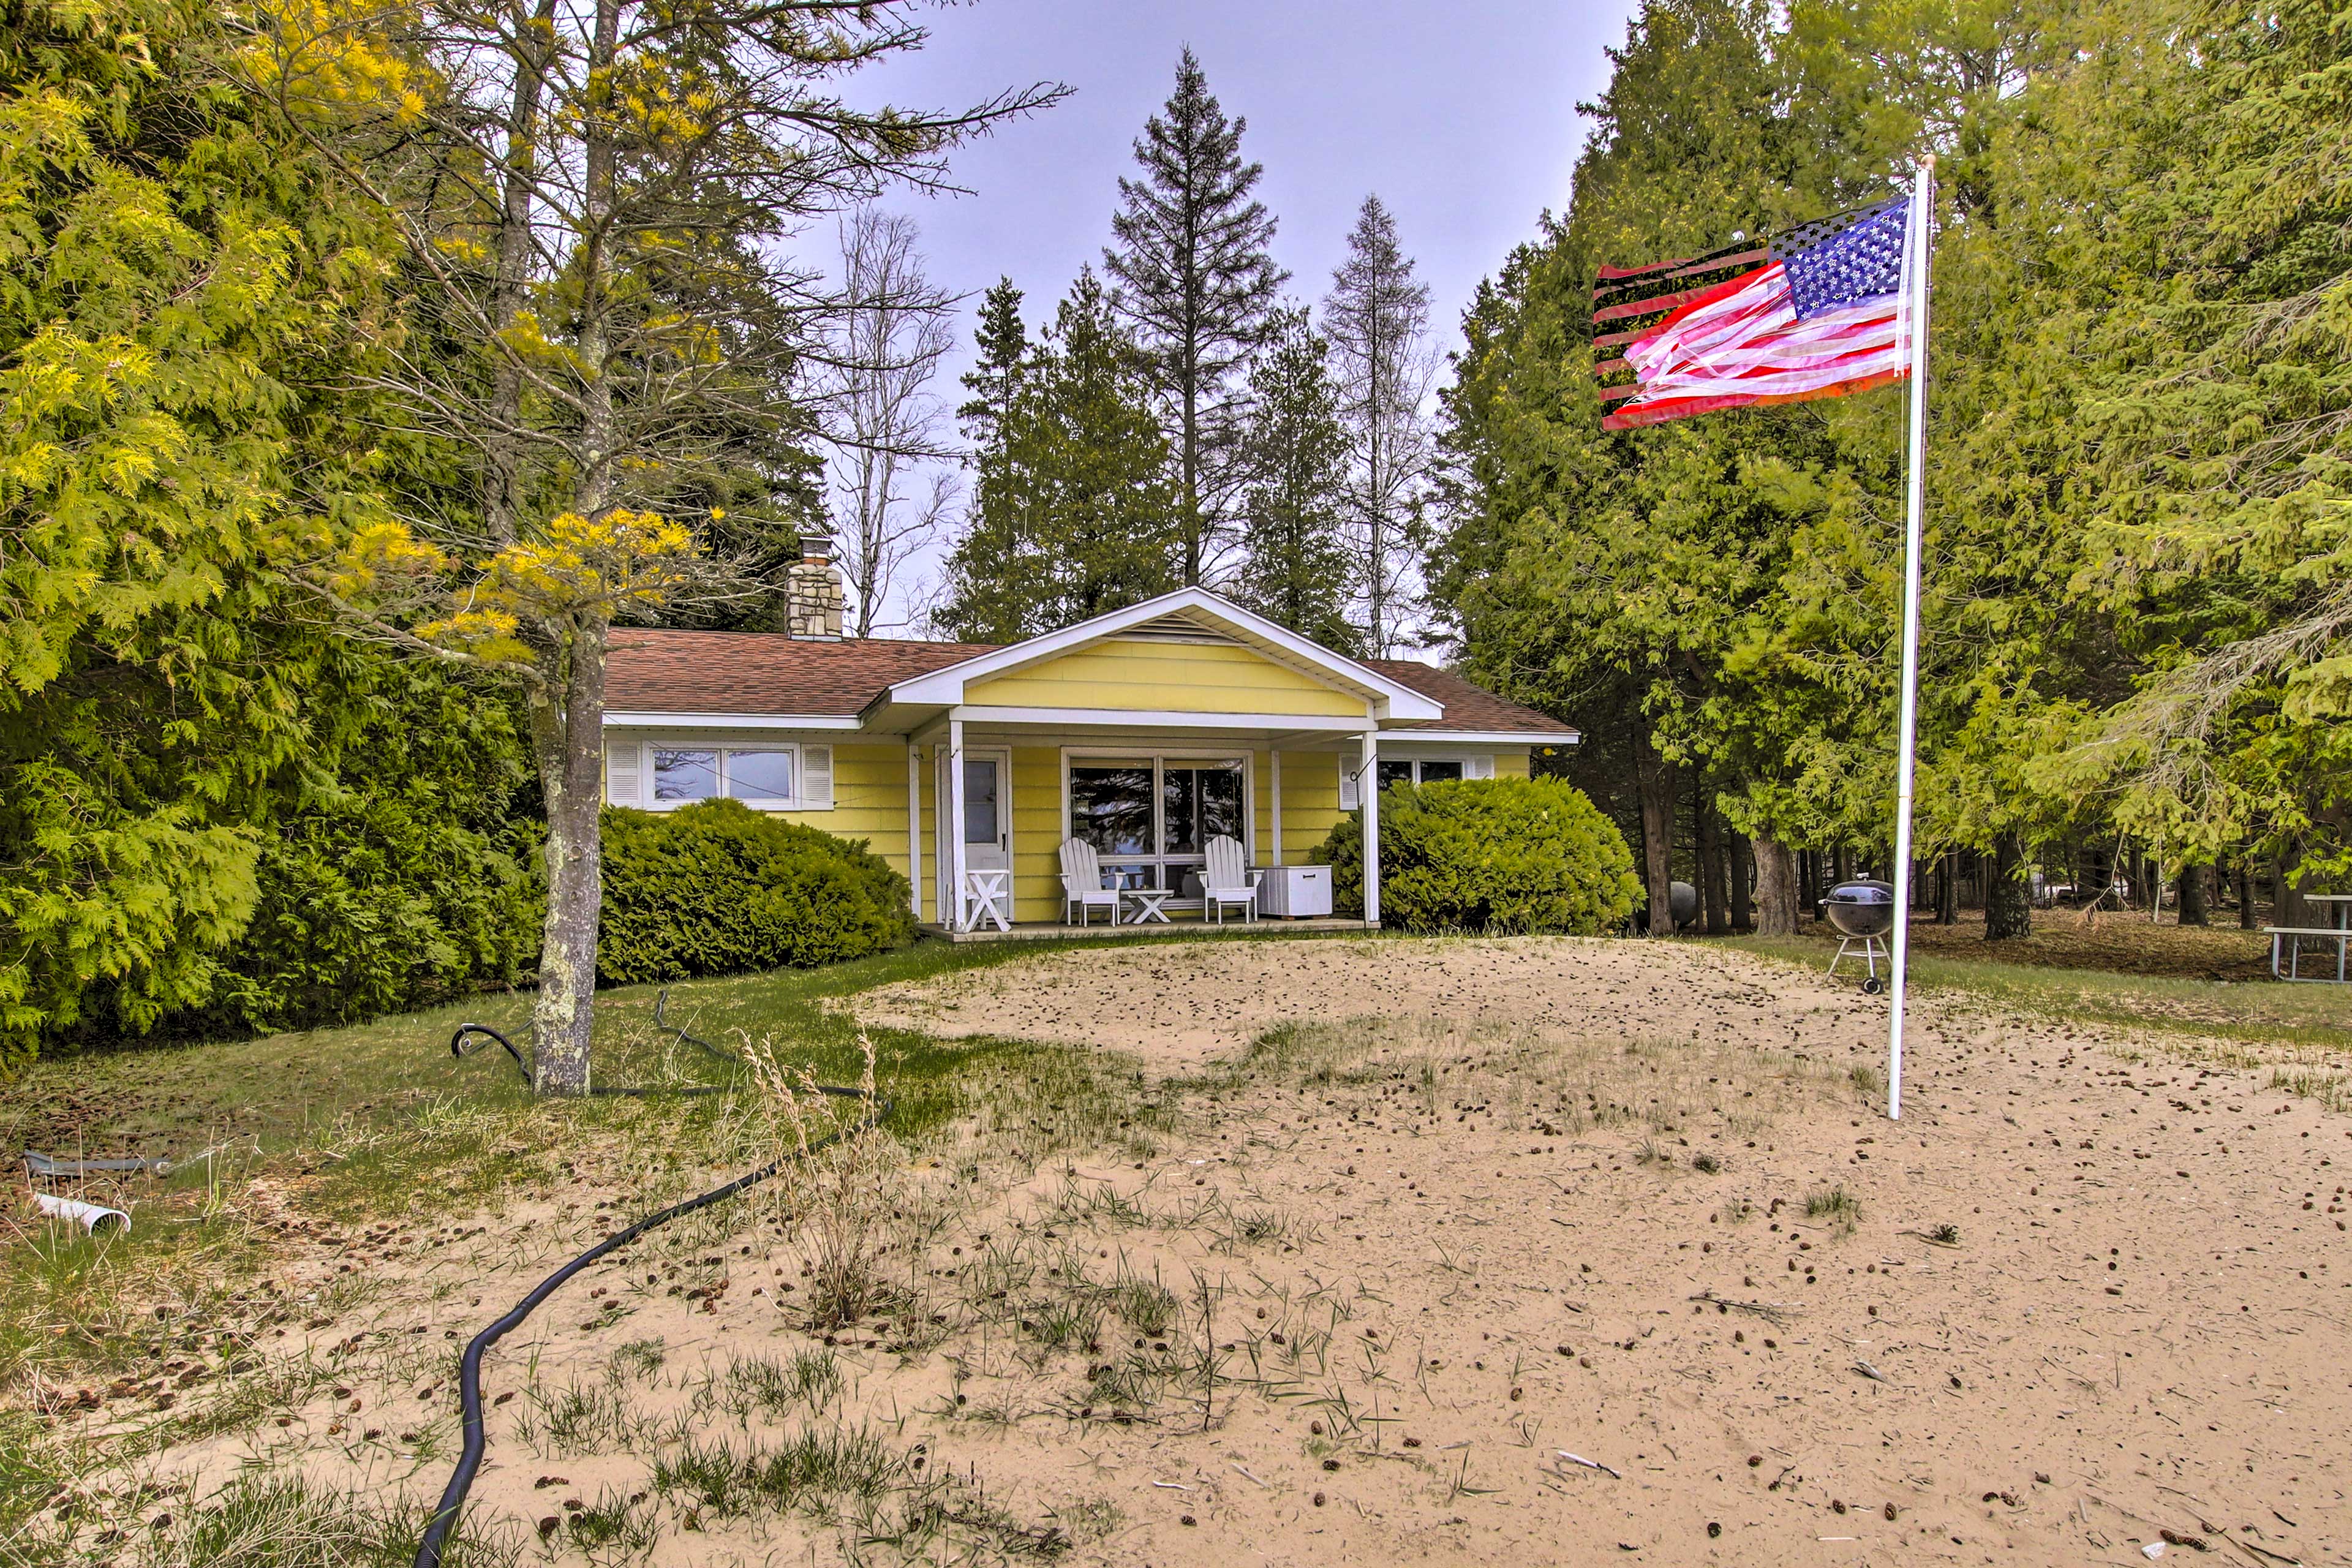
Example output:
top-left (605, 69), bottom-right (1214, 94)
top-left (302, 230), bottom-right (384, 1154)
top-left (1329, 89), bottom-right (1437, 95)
top-left (1256, 864), bottom-right (1333, 918)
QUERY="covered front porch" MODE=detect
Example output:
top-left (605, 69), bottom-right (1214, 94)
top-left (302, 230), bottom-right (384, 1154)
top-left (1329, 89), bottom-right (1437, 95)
top-left (918, 914), bottom-right (1378, 943)
top-left (905, 714), bottom-right (1400, 935)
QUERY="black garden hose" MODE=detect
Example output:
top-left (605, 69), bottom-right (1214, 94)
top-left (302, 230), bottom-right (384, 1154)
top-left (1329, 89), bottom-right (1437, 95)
top-left (448, 989), bottom-right (737, 1097)
top-left (417, 1005), bottom-right (884, 1567)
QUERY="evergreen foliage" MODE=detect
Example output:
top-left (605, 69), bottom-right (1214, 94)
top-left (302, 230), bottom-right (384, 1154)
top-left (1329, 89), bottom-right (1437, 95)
top-left (1106, 48), bottom-right (1286, 587)
top-left (1431, 0), bottom-right (2352, 927)
top-left (1312, 778), bottom-right (1642, 934)
top-left (1234, 309), bottom-right (1357, 651)
top-left (0, 0), bottom-right (395, 1070)
top-left (937, 271), bottom-right (1180, 639)
top-left (598, 802), bottom-right (914, 985)
top-left (127, 665), bottom-right (543, 1041)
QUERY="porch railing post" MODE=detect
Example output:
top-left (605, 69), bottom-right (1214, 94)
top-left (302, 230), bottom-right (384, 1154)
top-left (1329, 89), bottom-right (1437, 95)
top-left (1360, 729), bottom-right (1381, 925)
top-left (948, 717), bottom-right (968, 932)
top-left (906, 738), bottom-right (922, 921)
top-left (1270, 749), bottom-right (1283, 867)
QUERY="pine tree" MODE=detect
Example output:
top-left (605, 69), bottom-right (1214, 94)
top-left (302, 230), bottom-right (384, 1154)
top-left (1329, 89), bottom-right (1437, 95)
top-left (933, 276), bottom-right (1038, 643)
top-left (938, 271), bottom-right (1179, 639)
top-left (1325, 194), bottom-right (1436, 655)
top-left (1105, 48), bottom-right (1286, 587)
top-left (1236, 309), bottom-right (1357, 652)
top-left (958, 277), bottom-right (1029, 450)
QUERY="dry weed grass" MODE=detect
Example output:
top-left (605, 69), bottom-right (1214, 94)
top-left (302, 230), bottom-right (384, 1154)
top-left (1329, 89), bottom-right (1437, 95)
top-left (9, 995), bottom-right (1868, 1566)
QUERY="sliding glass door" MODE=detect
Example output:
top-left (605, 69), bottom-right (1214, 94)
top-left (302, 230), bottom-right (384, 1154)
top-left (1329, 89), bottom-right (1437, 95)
top-left (1068, 755), bottom-right (1248, 891)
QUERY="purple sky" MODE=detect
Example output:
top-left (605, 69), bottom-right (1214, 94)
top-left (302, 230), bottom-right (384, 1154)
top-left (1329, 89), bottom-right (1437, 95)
top-left (840, 0), bottom-right (1642, 626)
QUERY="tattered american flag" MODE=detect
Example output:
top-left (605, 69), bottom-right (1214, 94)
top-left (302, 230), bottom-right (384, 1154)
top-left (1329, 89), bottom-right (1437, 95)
top-left (1593, 198), bottom-right (1914, 431)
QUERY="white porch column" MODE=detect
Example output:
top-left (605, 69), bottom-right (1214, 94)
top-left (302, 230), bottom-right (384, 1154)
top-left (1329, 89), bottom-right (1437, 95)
top-left (1269, 749), bottom-right (1284, 867)
top-left (1360, 730), bottom-right (1381, 925)
top-left (947, 717), bottom-right (968, 931)
top-left (906, 739), bottom-right (922, 920)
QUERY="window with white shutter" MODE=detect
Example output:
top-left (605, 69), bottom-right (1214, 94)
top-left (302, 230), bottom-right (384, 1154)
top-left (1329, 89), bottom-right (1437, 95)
top-left (1465, 755), bottom-right (1496, 780)
top-left (1339, 761), bottom-right (1359, 811)
top-left (606, 741), bottom-right (643, 805)
top-left (800, 744), bottom-right (834, 809)
top-left (624, 740), bottom-right (837, 810)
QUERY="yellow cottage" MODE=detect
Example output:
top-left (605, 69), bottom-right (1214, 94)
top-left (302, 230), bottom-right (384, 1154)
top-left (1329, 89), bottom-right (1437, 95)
top-left (601, 549), bottom-right (1579, 935)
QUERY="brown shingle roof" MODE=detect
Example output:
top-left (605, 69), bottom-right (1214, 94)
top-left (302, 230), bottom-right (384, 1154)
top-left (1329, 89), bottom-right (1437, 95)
top-left (605, 629), bottom-right (992, 716)
top-left (603, 628), bottom-right (1575, 737)
top-left (1366, 659), bottom-right (1578, 736)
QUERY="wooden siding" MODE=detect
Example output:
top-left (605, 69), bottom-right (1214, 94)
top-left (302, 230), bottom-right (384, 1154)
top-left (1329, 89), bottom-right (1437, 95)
top-left (1008, 747), bottom-right (1065, 924)
top-left (965, 639), bottom-right (1368, 718)
top-left (766, 743), bottom-right (910, 874)
top-left (1273, 750), bottom-right (1345, 867)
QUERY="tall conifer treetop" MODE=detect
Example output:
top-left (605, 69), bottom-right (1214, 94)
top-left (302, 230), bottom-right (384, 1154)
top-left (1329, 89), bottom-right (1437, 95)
top-left (1106, 47), bottom-right (1286, 587)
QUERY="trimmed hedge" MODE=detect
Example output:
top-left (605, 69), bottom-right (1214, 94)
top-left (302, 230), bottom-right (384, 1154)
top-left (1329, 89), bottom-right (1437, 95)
top-left (598, 801), bottom-right (916, 985)
top-left (1311, 776), bottom-right (1641, 934)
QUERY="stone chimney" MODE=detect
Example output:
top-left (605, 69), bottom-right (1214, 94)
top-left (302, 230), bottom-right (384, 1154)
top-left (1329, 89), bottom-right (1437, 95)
top-left (786, 532), bottom-right (845, 639)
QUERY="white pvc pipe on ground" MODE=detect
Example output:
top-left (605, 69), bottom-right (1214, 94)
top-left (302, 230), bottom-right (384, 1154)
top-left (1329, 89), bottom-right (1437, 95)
top-left (32, 1191), bottom-right (130, 1234)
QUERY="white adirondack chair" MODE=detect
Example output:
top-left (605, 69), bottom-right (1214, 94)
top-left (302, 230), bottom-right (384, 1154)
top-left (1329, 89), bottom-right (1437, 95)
top-left (1201, 835), bottom-right (1257, 924)
top-left (1058, 838), bottom-right (1121, 927)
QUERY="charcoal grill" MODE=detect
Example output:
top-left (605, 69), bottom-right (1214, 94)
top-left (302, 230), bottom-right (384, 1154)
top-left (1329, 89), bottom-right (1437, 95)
top-left (1823, 880), bottom-right (1896, 993)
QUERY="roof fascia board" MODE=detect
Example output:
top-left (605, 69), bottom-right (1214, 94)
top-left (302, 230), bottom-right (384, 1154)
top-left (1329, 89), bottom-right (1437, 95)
top-left (1382, 729), bottom-right (1583, 745)
top-left (950, 704), bottom-right (1370, 733)
top-left (878, 588), bottom-right (1442, 719)
top-left (604, 711), bottom-right (864, 730)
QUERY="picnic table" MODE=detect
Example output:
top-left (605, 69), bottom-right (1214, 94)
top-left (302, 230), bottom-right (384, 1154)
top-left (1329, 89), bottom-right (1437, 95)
top-left (2265, 892), bottom-right (2351, 983)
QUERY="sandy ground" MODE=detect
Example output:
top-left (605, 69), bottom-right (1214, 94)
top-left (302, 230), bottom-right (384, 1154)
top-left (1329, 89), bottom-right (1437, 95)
top-left (851, 935), bottom-right (1858, 1069)
top-left (69, 937), bottom-right (2351, 1568)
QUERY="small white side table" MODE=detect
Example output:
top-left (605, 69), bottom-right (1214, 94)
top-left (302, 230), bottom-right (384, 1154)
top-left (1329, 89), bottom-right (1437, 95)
top-left (960, 868), bottom-right (1012, 932)
top-left (1120, 888), bottom-right (1174, 925)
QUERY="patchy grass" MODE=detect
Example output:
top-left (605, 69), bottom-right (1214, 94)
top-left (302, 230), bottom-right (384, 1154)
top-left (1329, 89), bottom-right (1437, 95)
top-left (1732, 932), bottom-right (2352, 1055)
top-left (13, 926), bottom-right (2349, 1567)
top-left (0, 936), bottom-right (1245, 1394)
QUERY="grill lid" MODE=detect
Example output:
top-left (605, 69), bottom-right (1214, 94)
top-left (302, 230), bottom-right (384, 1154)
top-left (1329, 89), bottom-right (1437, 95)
top-left (1826, 880), bottom-right (1894, 905)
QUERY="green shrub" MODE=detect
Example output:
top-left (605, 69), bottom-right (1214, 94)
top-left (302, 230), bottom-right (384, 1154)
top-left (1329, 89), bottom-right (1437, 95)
top-left (598, 801), bottom-right (915, 985)
top-left (50, 662), bottom-right (543, 1054)
top-left (1310, 776), bottom-right (1641, 933)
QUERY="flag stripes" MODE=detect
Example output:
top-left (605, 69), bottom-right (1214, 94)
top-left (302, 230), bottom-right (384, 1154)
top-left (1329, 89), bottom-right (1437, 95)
top-left (1591, 200), bottom-right (1913, 431)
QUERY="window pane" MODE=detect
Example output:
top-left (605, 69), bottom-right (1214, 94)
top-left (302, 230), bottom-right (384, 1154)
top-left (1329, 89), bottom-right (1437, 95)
top-left (1071, 766), bottom-right (1153, 857)
top-left (727, 749), bottom-right (794, 801)
top-left (1101, 861), bottom-right (1158, 891)
top-left (1419, 760), bottom-right (1464, 783)
top-left (963, 759), bottom-right (1000, 843)
top-left (1199, 763), bottom-right (1245, 842)
top-left (653, 748), bottom-right (718, 801)
top-left (1376, 760), bottom-right (1414, 792)
top-left (1163, 766), bottom-right (1200, 854)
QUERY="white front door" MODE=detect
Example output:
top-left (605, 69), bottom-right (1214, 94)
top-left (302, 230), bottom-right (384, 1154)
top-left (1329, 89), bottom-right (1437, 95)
top-left (962, 748), bottom-right (1011, 872)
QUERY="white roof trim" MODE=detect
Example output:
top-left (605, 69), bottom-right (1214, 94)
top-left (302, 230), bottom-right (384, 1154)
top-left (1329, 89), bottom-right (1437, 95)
top-left (605, 712), bottom-right (864, 731)
top-left (872, 589), bottom-right (1445, 722)
top-left (1384, 729), bottom-right (1583, 746)
top-left (952, 705), bottom-right (1371, 732)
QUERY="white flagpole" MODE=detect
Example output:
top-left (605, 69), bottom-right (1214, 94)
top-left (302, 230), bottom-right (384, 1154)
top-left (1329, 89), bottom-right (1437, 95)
top-left (1887, 156), bottom-right (1935, 1122)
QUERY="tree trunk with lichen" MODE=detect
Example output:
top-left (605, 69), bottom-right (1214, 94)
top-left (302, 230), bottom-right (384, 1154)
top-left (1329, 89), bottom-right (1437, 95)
top-left (527, 620), bottom-right (607, 1094)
